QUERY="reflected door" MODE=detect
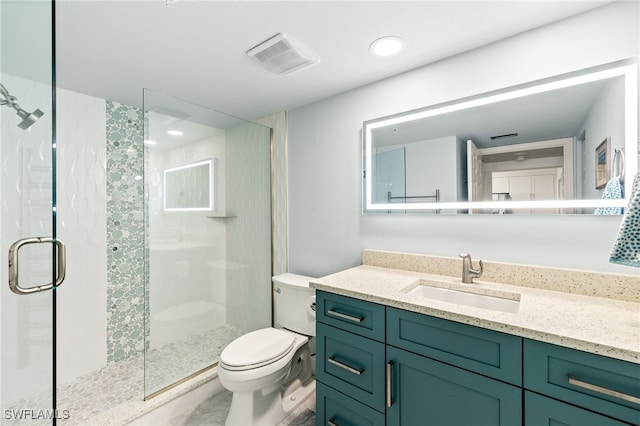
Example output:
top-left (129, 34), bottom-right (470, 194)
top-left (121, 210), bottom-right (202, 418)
top-left (1, 0), bottom-right (60, 423)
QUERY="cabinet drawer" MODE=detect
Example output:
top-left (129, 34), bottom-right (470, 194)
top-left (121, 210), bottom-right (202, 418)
top-left (525, 391), bottom-right (630, 426)
top-left (317, 290), bottom-right (385, 342)
top-left (524, 339), bottom-right (640, 425)
top-left (317, 322), bottom-right (386, 412)
top-left (316, 381), bottom-right (385, 426)
top-left (387, 307), bottom-right (522, 386)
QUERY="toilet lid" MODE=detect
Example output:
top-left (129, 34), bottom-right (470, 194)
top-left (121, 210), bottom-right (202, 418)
top-left (220, 328), bottom-right (295, 370)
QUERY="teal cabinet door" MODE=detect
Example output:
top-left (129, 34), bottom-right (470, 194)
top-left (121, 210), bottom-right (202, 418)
top-left (525, 392), bottom-right (632, 426)
top-left (387, 346), bottom-right (522, 426)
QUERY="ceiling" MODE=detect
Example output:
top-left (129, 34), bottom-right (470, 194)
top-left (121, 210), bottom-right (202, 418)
top-left (53, 0), bottom-right (613, 122)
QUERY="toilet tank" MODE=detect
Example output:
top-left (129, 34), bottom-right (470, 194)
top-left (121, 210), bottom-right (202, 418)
top-left (273, 273), bottom-right (316, 336)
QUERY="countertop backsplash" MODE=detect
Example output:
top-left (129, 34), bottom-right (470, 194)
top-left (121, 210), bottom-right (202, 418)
top-left (362, 249), bottom-right (640, 303)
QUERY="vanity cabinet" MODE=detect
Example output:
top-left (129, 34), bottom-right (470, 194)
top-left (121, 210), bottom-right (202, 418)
top-left (316, 290), bottom-right (640, 425)
top-left (316, 291), bottom-right (523, 426)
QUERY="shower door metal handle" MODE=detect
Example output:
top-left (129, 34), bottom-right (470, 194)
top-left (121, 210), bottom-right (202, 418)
top-left (8, 237), bottom-right (66, 295)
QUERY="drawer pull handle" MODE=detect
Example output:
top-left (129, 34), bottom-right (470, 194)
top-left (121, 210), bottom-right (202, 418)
top-left (327, 309), bottom-right (363, 323)
top-left (328, 356), bottom-right (363, 375)
top-left (328, 417), bottom-right (339, 426)
top-left (386, 360), bottom-right (394, 408)
top-left (568, 375), bottom-right (640, 405)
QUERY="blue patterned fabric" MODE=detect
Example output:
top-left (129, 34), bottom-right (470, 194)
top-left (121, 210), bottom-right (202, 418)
top-left (594, 177), bottom-right (623, 215)
top-left (609, 173), bottom-right (640, 267)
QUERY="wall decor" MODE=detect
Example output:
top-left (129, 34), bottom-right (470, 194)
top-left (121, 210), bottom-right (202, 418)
top-left (595, 137), bottom-right (611, 189)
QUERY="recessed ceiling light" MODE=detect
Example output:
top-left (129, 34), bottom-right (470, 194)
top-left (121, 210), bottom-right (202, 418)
top-left (167, 130), bottom-right (183, 136)
top-left (144, 140), bottom-right (158, 145)
top-left (369, 36), bottom-right (404, 57)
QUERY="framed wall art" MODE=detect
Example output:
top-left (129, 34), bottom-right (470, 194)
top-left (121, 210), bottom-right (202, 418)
top-left (595, 137), bottom-right (611, 189)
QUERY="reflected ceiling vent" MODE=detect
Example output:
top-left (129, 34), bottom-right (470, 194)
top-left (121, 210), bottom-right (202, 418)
top-left (490, 132), bottom-right (518, 140)
top-left (147, 106), bottom-right (191, 125)
top-left (246, 33), bottom-right (319, 75)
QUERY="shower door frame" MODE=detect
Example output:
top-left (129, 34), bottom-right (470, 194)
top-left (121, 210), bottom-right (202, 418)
top-left (0, 0), bottom-right (61, 423)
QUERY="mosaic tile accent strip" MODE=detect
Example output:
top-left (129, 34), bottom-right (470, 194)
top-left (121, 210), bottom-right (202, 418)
top-left (106, 101), bottom-right (145, 362)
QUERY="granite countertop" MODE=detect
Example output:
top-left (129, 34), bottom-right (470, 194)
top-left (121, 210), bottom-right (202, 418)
top-left (310, 251), bottom-right (640, 364)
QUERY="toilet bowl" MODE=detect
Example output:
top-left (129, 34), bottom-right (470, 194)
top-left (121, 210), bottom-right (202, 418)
top-left (218, 273), bottom-right (316, 426)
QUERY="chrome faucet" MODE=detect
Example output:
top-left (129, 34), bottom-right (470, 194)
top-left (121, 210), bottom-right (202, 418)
top-left (459, 252), bottom-right (483, 284)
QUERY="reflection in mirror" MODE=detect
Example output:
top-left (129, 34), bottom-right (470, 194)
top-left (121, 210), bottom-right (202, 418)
top-left (163, 159), bottom-right (214, 211)
top-left (363, 61), bottom-right (638, 214)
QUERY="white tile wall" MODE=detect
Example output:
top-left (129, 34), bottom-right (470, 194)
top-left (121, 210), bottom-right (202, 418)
top-left (56, 88), bottom-right (108, 384)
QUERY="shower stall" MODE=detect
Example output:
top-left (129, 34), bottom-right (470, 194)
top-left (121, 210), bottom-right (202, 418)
top-left (1, 1), bottom-right (274, 424)
top-left (142, 89), bottom-right (273, 398)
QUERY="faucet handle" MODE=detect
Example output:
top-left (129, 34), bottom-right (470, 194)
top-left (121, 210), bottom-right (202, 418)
top-left (459, 252), bottom-right (470, 259)
top-left (472, 259), bottom-right (484, 277)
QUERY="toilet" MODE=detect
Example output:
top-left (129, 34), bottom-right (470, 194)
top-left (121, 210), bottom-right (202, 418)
top-left (218, 273), bottom-right (317, 426)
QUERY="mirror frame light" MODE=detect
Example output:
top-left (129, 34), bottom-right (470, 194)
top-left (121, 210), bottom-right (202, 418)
top-left (163, 158), bottom-right (214, 212)
top-left (363, 62), bottom-right (638, 213)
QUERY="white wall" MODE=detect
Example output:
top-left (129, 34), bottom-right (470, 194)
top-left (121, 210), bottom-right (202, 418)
top-left (56, 88), bottom-right (108, 383)
top-left (392, 136), bottom-right (461, 203)
top-left (1, 73), bottom-right (59, 403)
top-left (580, 77), bottom-right (626, 200)
top-left (147, 135), bottom-right (227, 340)
top-left (224, 122), bottom-right (273, 332)
top-left (287, 2), bottom-right (640, 278)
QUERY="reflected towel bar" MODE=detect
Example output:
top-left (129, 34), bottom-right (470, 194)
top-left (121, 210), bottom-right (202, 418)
top-left (613, 148), bottom-right (625, 182)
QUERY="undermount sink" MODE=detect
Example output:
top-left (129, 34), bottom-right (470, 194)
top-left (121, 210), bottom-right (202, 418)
top-left (406, 279), bottom-right (520, 313)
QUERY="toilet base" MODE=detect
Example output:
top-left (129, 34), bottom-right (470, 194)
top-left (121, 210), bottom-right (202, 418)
top-left (225, 386), bottom-right (285, 426)
top-left (224, 379), bottom-right (316, 426)
top-left (280, 378), bottom-right (316, 423)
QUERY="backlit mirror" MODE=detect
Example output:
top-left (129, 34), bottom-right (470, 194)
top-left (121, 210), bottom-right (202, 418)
top-left (363, 61), bottom-right (638, 214)
top-left (164, 158), bottom-right (214, 212)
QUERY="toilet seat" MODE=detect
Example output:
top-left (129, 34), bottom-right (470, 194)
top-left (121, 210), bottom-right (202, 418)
top-left (220, 328), bottom-right (295, 371)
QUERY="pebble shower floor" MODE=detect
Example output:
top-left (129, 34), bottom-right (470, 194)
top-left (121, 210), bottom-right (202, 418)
top-left (3, 324), bottom-right (244, 425)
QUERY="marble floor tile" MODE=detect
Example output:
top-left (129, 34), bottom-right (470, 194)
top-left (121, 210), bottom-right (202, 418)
top-left (170, 390), bottom-right (316, 426)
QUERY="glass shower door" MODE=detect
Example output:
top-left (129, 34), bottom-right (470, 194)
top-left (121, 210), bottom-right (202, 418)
top-left (143, 89), bottom-right (272, 398)
top-left (1, 0), bottom-right (60, 423)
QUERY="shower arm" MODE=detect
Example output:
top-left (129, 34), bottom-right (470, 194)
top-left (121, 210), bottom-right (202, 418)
top-left (1, 83), bottom-right (27, 112)
top-left (0, 82), bottom-right (45, 130)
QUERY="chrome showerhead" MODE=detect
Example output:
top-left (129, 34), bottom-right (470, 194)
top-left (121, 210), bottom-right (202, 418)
top-left (0, 82), bottom-right (44, 130)
top-left (16, 107), bottom-right (44, 130)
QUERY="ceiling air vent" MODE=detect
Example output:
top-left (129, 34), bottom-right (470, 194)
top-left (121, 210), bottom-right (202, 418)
top-left (246, 33), bottom-right (319, 75)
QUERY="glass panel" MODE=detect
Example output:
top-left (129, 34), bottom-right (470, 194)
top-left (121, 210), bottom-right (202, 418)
top-left (1, 0), bottom-right (56, 424)
top-left (143, 89), bottom-right (272, 397)
top-left (374, 147), bottom-right (406, 204)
